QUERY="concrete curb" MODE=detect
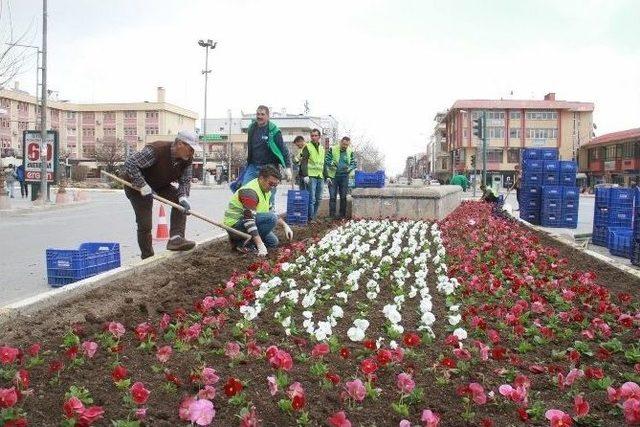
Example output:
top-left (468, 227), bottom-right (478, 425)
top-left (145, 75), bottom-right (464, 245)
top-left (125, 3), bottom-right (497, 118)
top-left (510, 212), bottom-right (640, 279)
top-left (0, 234), bottom-right (227, 325)
top-left (0, 199), bottom-right (90, 216)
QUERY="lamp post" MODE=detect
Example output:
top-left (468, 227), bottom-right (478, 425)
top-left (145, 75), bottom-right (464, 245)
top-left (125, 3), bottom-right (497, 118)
top-left (198, 39), bottom-right (217, 184)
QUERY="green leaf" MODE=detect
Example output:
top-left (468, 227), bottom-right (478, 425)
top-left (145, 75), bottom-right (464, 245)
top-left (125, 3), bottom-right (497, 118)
top-left (391, 402), bottom-right (409, 417)
top-left (278, 398), bottom-right (293, 413)
top-left (65, 385), bottom-right (94, 405)
top-left (62, 331), bottom-right (81, 348)
top-left (588, 377), bottom-right (614, 391)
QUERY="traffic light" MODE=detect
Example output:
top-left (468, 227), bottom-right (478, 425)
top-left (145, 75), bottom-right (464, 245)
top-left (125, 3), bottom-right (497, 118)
top-left (472, 117), bottom-right (484, 139)
top-left (470, 155), bottom-right (476, 168)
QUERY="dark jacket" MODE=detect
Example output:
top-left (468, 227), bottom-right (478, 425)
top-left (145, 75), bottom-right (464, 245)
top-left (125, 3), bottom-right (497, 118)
top-left (246, 121), bottom-right (290, 168)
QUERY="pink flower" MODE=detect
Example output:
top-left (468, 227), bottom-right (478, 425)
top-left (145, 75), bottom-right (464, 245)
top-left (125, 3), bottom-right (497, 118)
top-left (269, 349), bottom-right (293, 371)
top-left (620, 382), bottom-right (640, 400)
top-left (574, 394), bottom-right (589, 417)
top-left (564, 368), bottom-right (584, 387)
top-left (328, 411), bottom-right (352, 427)
top-left (240, 406), bottom-right (260, 427)
top-left (198, 385), bottom-right (216, 400)
top-left (156, 345), bottom-right (172, 363)
top-left (287, 382), bottom-right (305, 399)
top-left (453, 348), bottom-right (472, 360)
top-left (474, 340), bottom-right (489, 361)
top-left (623, 398), bottom-right (640, 425)
top-left (81, 341), bottom-right (98, 358)
top-left (225, 341), bottom-right (241, 359)
top-left (107, 322), bottom-right (125, 339)
top-left (399, 421), bottom-right (411, 427)
top-left (135, 407), bottom-right (147, 420)
top-left (397, 373), bottom-right (415, 394)
top-left (311, 343), bottom-right (331, 358)
top-left (607, 386), bottom-right (621, 403)
top-left (267, 375), bottom-right (278, 396)
top-left (469, 382), bottom-right (487, 405)
top-left (159, 313), bottom-right (171, 330)
top-left (201, 367), bottom-right (220, 385)
top-left (185, 323), bottom-right (202, 341)
top-left (545, 409), bottom-right (573, 427)
top-left (130, 382), bottom-right (150, 405)
top-left (345, 379), bottom-right (366, 402)
top-left (421, 409), bottom-right (441, 427)
top-left (0, 347), bottom-right (19, 365)
top-left (0, 387), bottom-right (18, 408)
top-left (179, 396), bottom-right (196, 421)
top-left (189, 398), bottom-right (215, 426)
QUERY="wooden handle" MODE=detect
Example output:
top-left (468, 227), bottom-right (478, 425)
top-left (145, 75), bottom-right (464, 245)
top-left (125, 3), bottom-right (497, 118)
top-left (101, 171), bottom-right (252, 241)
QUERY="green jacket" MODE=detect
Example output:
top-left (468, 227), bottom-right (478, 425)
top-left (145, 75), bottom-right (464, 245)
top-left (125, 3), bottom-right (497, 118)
top-left (247, 121), bottom-right (287, 167)
top-left (450, 174), bottom-right (469, 190)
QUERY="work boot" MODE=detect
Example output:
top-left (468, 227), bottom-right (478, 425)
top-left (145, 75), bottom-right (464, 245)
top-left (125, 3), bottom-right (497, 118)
top-left (166, 236), bottom-right (196, 251)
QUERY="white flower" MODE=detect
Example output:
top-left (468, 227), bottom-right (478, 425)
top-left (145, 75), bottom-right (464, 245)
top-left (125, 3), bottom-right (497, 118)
top-left (366, 291), bottom-right (378, 300)
top-left (420, 311), bottom-right (436, 326)
top-left (331, 305), bottom-right (344, 318)
top-left (280, 262), bottom-right (292, 271)
top-left (448, 314), bottom-right (462, 326)
top-left (302, 310), bottom-right (313, 319)
top-left (239, 305), bottom-right (258, 321)
top-left (453, 328), bottom-right (468, 340)
top-left (389, 323), bottom-right (404, 334)
top-left (449, 304), bottom-right (460, 312)
top-left (336, 292), bottom-right (348, 302)
top-left (302, 292), bottom-right (316, 308)
top-left (281, 316), bottom-right (291, 328)
top-left (389, 340), bottom-right (398, 349)
top-left (353, 319), bottom-right (370, 331)
top-left (419, 299), bottom-right (433, 313)
top-left (347, 327), bottom-right (365, 342)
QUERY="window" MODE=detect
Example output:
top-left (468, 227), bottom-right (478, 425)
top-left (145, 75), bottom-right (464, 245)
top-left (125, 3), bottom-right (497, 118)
top-left (66, 111), bottom-right (76, 119)
top-left (487, 149), bottom-right (503, 163)
top-left (18, 121), bottom-right (28, 130)
top-left (526, 128), bottom-right (558, 139)
top-left (104, 127), bottom-right (116, 136)
top-left (103, 112), bottom-right (116, 121)
top-left (509, 128), bottom-right (521, 139)
top-left (145, 126), bottom-right (159, 135)
top-left (507, 148), bottom-right (521, 163)
top-left (124, 111), bottom-right (137, 119)
top-left (526, 111), bottom-right (558, 120)
top-left (0, 98), bottom-right (9, 108)
top-left (471, 111), bottom-right (481, 119)
top-left (67, 126), bottom-right (77, 136)
top-left (605, 145), bottom-right (616, 160)
top-left (82, 127), bottom-right (95, 137)
top-left (463, 128), bottom-right (468, 138)
top-left (509, 111), bottom-right (521, 120)
top-left (145, 111), bottom-right (158, 119)
top-left (487, 127), bottom-right (505, 139)
top-left (0, 118), bottom-right (9, 128)
top-left (124, 127), bottom-right (137, 136)
top-left (487, 111), bottom-right (505, 120)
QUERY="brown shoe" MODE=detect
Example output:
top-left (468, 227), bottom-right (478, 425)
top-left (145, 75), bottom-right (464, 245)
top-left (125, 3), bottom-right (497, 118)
top-left (166, 236), bottom-right (196, 251)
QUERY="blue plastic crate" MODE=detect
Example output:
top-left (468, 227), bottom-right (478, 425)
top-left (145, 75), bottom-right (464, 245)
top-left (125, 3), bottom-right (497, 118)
top-left (522, 159), bottom-right (544, 171)
top-left (541, 212), bottom-right (563, 227)
top-left (287, 189), bottom-right (309, 203)
top-left (286, 211), bottom-right (309, 225)
top-left (520, 210), bottom-right (540, 224)
top-left (592, 225), bottom-right (608, 246)
top-left (595, 187), bottom-right (611, 207)
top-left (609, 188), bottom-right (634, 207)
top-left (542, 186), bottom-right (563, 198)
top-left (542, 200), bottom-right (562, 211)
top-left (523, 172), bottom-right (543, 185)
top-left (607, 227), bottom-right (633, 257)
top-left (562, 186), bottom-right (579, 200)
top-left (563, 212), bottom-right (578, 229)
top-left (543, 160), bottom-right (560, 172)
top-left (560, 172), bottom-right (577, 186)
top-left (543, 171), bottom-right (559, 185)
top-left (521, 197), bottom-right (541, 210)
top-left (563, 200), bottom-right (579, 212)
top-left (594, 206), bottom-right (609, 227)
top-left (540, 148), bottom-right (559, 161)
top-left (521, 186), bottom-right (541, 197)
top-left (609, 207), bottom-right (633, 228)
top-left (631, 241), bottom-right (640, 266)
top-left (522, 149), bottom-right (541, 161)
top-left (559, 161), bottom-right (578, 173)
top-left (354, 170), bottom-right (385, 188)
top-left (46, 242), bottom-right (121, 287)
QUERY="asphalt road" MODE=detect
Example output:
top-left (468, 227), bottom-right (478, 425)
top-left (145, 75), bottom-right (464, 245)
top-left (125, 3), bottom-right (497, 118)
top-left (0, 187), bottom-right (287, 307)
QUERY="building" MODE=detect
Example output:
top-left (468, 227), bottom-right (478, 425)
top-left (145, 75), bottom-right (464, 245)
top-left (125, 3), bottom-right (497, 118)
top-left (0, 85), bottom-right (197, 162)
top-left (578, 128), bottom-right (640, 186)
top-left (442, 93), bottom-right (594, 187)
top-left (431, 111), bottom-right (449, 181)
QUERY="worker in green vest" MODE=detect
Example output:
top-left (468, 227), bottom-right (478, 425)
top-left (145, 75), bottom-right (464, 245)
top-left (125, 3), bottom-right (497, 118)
top-left (450, 173), bottom-right (469, 191)
top-left (223, 165), bottom-right (293, 256)
top-left (299, 128), bottom-right (326, 220)
top-left (326, 136), bottom-right (356, 218)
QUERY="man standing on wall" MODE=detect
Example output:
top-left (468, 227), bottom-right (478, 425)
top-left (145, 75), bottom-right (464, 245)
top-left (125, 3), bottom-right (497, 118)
top-left (299, 128), bottom-right (326, 220)
top-left (326, 136), bottom-right (356, 218)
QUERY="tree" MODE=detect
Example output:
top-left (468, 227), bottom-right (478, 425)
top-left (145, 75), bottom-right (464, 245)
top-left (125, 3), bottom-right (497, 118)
top-left (94, 143), bottom-right (124, 173)
top-left (352, 136), bottom-right (385, 172)
top-left (0, 0), bottom-right (35, 88)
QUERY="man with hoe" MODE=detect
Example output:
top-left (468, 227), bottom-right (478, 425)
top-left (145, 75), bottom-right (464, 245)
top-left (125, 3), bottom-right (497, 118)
top-left (123, 130), bottom-right (201, 259)
top-left (223, 165), bottom-right (293, 256)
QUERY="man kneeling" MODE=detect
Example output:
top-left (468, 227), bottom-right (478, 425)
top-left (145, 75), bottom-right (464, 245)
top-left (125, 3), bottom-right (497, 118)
top-left (223, 165), bottom-right (293, 256)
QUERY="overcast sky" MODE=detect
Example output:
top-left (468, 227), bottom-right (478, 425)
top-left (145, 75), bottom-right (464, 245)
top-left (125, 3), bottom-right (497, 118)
top-left (5, 0), bottom-right (640, 173)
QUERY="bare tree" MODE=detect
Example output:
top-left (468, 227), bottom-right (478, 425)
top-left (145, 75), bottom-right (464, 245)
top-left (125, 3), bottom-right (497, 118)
top-left (0, 1), bottom-right (35, 88)
top-left (94, 143), bottom-right (124, 173)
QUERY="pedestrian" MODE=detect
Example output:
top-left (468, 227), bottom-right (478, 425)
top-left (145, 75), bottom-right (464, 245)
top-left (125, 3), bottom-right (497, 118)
top-left (291, 135), bottom-right (306, 190)
top-left (326, 136), bottom-right (356, 218)
top-left (5, 164), bottom-right (17, 198)
top-left (299, 128), bottom-right (326, 220)
top-left (243, 105), bottom-right (292, 207)
top-left (223, 165), bottom-right (293, 256)
top-left (16, 164), bottom-right (28, 198)
top-left (122, 130), bottom-right (200, 259)
top-left (450, 172), bottom-right (469, 191)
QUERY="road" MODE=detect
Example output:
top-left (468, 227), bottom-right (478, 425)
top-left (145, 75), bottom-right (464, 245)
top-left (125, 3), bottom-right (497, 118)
top-left (0, 187), bottom-right (287, 307)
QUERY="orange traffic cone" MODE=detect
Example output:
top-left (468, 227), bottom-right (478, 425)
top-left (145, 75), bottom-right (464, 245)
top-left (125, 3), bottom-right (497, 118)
top-left (154, 204), bottom-right (170, 240)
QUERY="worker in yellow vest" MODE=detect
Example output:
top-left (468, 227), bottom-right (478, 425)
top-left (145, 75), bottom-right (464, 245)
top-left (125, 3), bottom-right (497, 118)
top-left (326, 136), bottom-right (356, 218)
top-left (299, 128), bottom-right (326, 220)
top-left (223, 165), bottom-right (293, 256)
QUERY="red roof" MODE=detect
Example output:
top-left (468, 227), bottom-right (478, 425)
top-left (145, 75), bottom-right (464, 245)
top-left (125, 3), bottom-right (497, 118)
top-left (450, 99), bottom-right (594, 112)
top-left (583, 128), bottom-right (640, 146)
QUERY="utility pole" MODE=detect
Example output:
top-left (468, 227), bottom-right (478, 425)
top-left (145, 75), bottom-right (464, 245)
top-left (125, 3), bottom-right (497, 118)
top-left (481, 110), bottom-right (487, 186)
top-left (40, 0), bottom-right (48, 203)
top-left (198, 39), bottom-right (217, 185)
top-left (227, 108), bottom-right (232, 179)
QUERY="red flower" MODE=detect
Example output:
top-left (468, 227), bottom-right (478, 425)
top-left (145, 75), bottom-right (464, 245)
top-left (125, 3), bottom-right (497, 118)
top-left (403, 332), bottom-right (421, 347)
top-left (0, 346), bottom-right (19, 365)
top-left (360, 358), bottom-right (378, 375)
top-left (4, 418), bottom-right (28, 427)
top-left (111, 365), bottom-right (129, 382)
top-left (14, 369), bottom-right (29, 389)
top-left (224, 377), bottom-right (243, 397)
top-left (545, 409), bottom-right (573, 427)
top-left (440, 357), bottom-right (457, 369)
top-left (517, 407), bottom-right (529, 421)
top-left (79, 406), bottom-right (105, 425)
top-left (328, 411), bottom-right (352, 427)
top-left (325, 373), bottom-right (341, 385)
top-left (27, 342), bottom-right (41, 357)
top-left (376, 349), bottom-right (392, 366)
top-left (363, 339), bottom-right (376, 350)
top-left (339, 347), bottom-right (351, 359)
top-left (584, 366), bottom-right (604, 380)
top-left (49, 360), bottom-right (64, 374)
top-left (491, 346), bottom-right (506, 360)
top-left (574, 394), bottom-right (590, 417)
top-left (311, 343), bottom-right (330, 358)
top-left (130, 382), bottom-right (150, 405)
top-left (65, 345), bottom-right (79, 360)
top-left (0, 386), bottom-right (18, 408)
top-left (292, 394), bottom-right (305, 410)
top-left (265, 345), bottom-right (278, 360)
top-left (269, 349), bottom-right (293, 371)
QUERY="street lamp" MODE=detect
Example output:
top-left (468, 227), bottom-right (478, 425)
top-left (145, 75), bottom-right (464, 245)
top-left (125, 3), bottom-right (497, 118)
top-left (198, 38), bottom-right (217, 184)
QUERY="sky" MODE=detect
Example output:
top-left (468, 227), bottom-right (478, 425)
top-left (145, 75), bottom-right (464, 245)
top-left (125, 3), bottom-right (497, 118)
top-left (4, 0), bottom-right (640, 174)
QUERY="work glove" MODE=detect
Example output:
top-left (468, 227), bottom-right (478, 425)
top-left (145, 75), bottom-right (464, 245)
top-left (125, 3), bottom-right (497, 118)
top-left (326, 177), bottom-right (333, 187)
top-left (283, 223), bottom-right (293, 241)
top-left (178, 196), bottom-right (191, 215)
top-left (303, 176), bottom-right (310, 185)
top-left (284, 168), bottom-right (292, 181)
top-left (139, 183), bottom-right (153, 197)
top-left (256, 241), bottom-right (268, 257)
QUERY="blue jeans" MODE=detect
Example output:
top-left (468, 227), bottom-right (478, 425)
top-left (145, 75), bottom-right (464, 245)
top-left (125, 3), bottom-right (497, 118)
top-left (328, 175), bottom-right (349, 217)
top-left (306, 177), bottom-right (324, 220)
top-left (231, 212), bottom-right (279, 248)
top-left (243, 163), bottom-right (277, 209)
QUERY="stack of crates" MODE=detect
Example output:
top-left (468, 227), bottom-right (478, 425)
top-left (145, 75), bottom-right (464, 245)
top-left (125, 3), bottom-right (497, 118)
top-left (519, 148), bottom-right (579, 228)
top-left (632, 188), bottom-right (640, 266)
top-left (286, 189), bottom-right (310, 225)
top-left (592, 187), bottom-right (634, 254)
top-left (354, 170), bottom-right (386, 188)
top-left (608, 227), bottom-right (633, 258)
top-left (46, 242), bottom-right (121, 287)
top-left (592, 187), bottom-right (611, 246)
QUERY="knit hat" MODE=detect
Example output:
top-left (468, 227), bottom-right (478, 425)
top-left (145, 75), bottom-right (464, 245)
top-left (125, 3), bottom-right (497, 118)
top-left (176, 130), bottom-right (202, 152)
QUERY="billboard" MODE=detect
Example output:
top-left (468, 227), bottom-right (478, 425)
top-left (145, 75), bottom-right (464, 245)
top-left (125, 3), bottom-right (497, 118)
top-left (22, 130), bottom-right (58, 183)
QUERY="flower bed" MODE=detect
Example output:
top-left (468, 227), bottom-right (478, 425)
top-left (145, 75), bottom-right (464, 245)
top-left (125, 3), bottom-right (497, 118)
top-left (1, 203), bottom-right (639, 426)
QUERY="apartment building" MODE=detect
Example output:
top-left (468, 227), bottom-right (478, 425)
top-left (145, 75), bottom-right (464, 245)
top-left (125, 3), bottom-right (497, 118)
top-left (0, 85), bottom-right (197, 162)
top-left (442, 93), bottom-right (594, 187)
top-left (578, 128), bottom-right (640, 186)
top-left (431, 111), bottom-right (449, 181)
